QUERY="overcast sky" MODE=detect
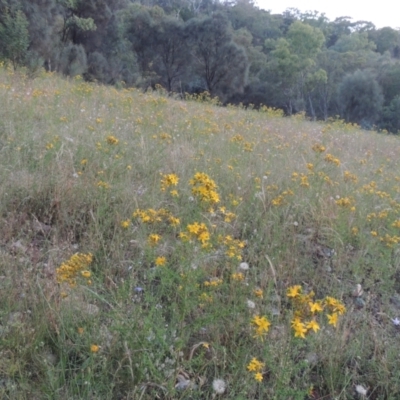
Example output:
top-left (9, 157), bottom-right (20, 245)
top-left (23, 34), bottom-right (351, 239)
top-left (255, 0), bottom-right (399, 29)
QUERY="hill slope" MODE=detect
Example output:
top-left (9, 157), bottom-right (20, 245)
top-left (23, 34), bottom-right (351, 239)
top-left (1, 67), bottom-right (400, 399)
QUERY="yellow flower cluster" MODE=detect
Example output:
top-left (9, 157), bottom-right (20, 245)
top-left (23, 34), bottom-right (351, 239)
top-left (106, 135), bottom-right (119, 145)
top-left (312, 143), bottom-right (326, 153)
top-left (335, 197), bottom-right (354, 208)
top-left (148, 233), bottom-right (161, 246)
top-left (199, 292), bottom-right (213, 306)
top-left (204, 277), bottom-right (223, 287)
top-left (287, 285), bottom-right (346, 338)
top-left (56, 253), bottom-right (93, 287)
top-left (392, 220), bottom-right (400, 228)
top-left (160, 173), bottom-right (179, 192)
top-left (343, 171), bottom-right (358, 184)
top-left (251, 315), bottom-right (271, 340)
top-left (190, 172), bottom-right (220, 205)
top-left (247, 357), bottom-right (264, 382)
top-left (380, 234), bottom-right (400, 247)
top-left (180, 222), bottom-right (211, 247)
top-left (324, 153), bottom-right (341, 166)
top-left (133, 208), bottom-right (180, 226)
top-left (218, 206), bottom-right (236, 222)
top-left (231, 272), bottom-right (245, 281)
top-left (218, 235), bottom-right (246, 259)
top-left (230, 134), bottom-right (244, 142)
top-left (271, 189), bottom-right (294, 207)
top-left (97, 180), bottom-right (110, 189)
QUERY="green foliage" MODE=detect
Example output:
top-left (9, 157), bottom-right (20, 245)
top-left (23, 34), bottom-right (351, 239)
top-left (338, 69), bottom-right (384, 127)
top-left (0, 8), bottom-right (29, 69)
top-left (331, 31), bottom-right (376, 53)
top-left (263, 21), bottom-right (325, 114)
top-left (380, 96), bottom-right (400, 133)
top-left (185, 12), bottom-right (248, 98)
top-left (58, 42), bottom-right (87, 76)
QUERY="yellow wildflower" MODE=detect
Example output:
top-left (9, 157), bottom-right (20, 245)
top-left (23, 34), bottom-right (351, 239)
top-left (247, 357), bottom-right (264, 372)
top-left (309, 301), bottom-right (323, 313)
top-left (120, 220), bottom-right (131, 229)
top-left (161, 173), bottom-right (179, 191)
top-left (254, 372), bottom-right (263, 382)
top-left (90, 344), bottom-right (99, 353)
top-left (306, 319), bottom-right (320, 333)
top-left (327, 313), bottom-right (338, 327)
top-left (106, 135), bottom-right (119, 145)
top-left (231, 272), bottom-right (244, 281)
top-left (287, 285), bottom-right (302, 298)
top-left (148, 234), bottom-right (161, 246)
top-left (251, 315), bottom-right (271, 338)
top-left (155, 256), bottom-right (166, 266)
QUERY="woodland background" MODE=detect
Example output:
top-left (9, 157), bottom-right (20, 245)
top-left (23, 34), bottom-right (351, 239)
top-left (2, 0), bottom-right (400, 132)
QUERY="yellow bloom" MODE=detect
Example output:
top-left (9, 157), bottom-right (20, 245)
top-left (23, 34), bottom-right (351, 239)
top-left (254, 288), bottom-right (263, 298)
top-left (155, 256), bottom-right (166, 266)
top-left (231, 272), bottom-right (244, 281)
top-left (106, 135), bottom-right (119, 145)
top-left (309, 301), bottom-right (323, 313)
top-left (148, 234), bottom-right (161, 246)
top-left (392, 220), bottom-right (400, 228)
top-left (90, 344), bottom-right (99, 353)
top-left (306, 319), bottom-right (320, 333)
top-left (293, 321), bottom-right (307, 338)
top-left (120, 220), bottom-right (131, 229)
top-left (77, 327), bottom-right (84, 334)
top-left (327, 313), bottom-right (338, 327)
top-left (247, 357), bottom-right (264, 372)
top-left (312, 143), bottom-right (326, 153)
top-left (81, 270), bottom-right (91, 278)
top-left (161, 173), bottom-right (179, 191)
top-left (168, 216), bottom-right (180, 226)
top-left (251, 315), bottom-right (271, 338)
top-left (287, 285), bottom-right (302, 298)
top-left (254, 372), bottom-right (263, 382)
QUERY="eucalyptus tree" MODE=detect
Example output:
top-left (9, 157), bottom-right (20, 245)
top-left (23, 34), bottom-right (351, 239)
top-left (184, 12), bottom-right (248, 99)
top-left (263, 21), bottom-right (325, 115)
top-left (338, 70), bottom-right (384, 128)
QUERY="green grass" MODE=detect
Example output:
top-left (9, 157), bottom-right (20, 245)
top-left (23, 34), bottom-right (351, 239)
top-left (1, 65), bottom-right (400, 399)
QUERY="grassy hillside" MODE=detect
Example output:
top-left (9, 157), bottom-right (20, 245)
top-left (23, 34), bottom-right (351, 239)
top-left (1, 65), bottom-right (400, 399)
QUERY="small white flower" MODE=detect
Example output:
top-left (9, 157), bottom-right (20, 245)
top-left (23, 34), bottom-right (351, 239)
top-left (293, 221), bottom-right (299, 227)
top-left (391, 317), bottom-right (400, 326)
top-left (239, 262), bottom-right (249, 271)
top-left (246, 299), bottom-right (255, 309)
top-left (212, 378), bottom-right (226, 394)
top-left (355, 384), bottom-right (367, 396)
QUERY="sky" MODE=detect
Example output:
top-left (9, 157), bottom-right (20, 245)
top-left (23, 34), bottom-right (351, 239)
top-left (255, 0), bottom-right (399, 29)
